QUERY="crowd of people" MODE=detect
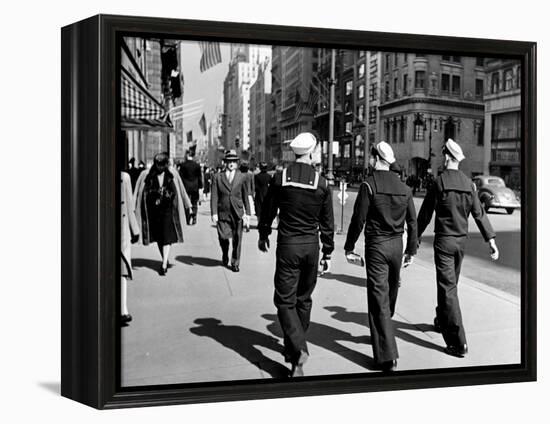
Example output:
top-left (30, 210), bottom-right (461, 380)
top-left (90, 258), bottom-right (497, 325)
top-left (120, 133), bottom-right (500, 377)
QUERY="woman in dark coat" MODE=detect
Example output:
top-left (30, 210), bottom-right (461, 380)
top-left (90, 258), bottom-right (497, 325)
top-left (135, 153), bottom-right (191, 275)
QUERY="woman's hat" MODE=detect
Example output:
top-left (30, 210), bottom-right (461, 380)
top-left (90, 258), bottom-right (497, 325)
top-left (224, 149), bottom-right (239, 161)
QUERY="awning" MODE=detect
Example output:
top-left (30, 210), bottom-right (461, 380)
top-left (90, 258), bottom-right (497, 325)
top-left (121, 67), bottom-right (173, 131)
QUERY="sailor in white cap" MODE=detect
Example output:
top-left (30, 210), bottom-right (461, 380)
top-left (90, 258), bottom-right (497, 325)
top-left (417, 139), bottom-right (499, 358)
top-left (344, 141), bottom-right (418, 372)
top-left (258, 132), bottom-right (334, 377)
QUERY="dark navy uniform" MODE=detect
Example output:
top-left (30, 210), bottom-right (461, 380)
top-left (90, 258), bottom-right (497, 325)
top-left (258, 162), bottom-right (334, 363)
top-left (344, 170), bottom-right (418, 364)
top-left (417, 169), bottom-right (495, 349)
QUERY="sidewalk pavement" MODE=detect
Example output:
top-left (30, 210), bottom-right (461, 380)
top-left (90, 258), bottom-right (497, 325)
top-left (122, 201), bottom-right (520, 387)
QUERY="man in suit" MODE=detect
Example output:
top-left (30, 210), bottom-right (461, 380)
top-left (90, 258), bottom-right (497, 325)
top-left (178, 151), bottom-right (203, 225)
top-left (210, 150), bottom-right (251, 272)
top-left (254, 162), bottom-right (272, 220)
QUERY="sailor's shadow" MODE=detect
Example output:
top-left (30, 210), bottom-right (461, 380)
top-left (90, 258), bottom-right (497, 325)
top-left (324, 306), bottom-right (444, 353)
top-left (189, 318), bottom-right (289, 378)
top-left (319, 273), bottom-right (366, 288)
top-left (261, 314), bottom-right (376, 371)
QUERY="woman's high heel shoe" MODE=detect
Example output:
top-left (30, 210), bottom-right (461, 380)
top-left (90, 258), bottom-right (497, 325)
top-left (159, 265), bottom-right (168, 276)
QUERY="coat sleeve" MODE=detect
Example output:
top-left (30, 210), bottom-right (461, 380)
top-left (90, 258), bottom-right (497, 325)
top-left (417, 183), bottom-right (437, 239)
top-left (404, 193), bottom-right (418, 255)
top-left (319, 181), bottom-right (335, 255)
top-left (344, 182), bottom-right (370, 252)
top-left (241, 175), bottom-right (251, 215)
top-left (210, 174), bottom-right (219, 216)
top-left (258, 174), bottom-right (279, 240)
top-left (470, 183), bottom-right (496, 241)
top-left (172, 167), bottom-right (192, 209)
top-left (123, 173), bottom-right (139, 236)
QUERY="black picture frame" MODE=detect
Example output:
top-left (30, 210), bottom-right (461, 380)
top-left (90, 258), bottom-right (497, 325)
top-left (61, 14), bottom-right (537, 409)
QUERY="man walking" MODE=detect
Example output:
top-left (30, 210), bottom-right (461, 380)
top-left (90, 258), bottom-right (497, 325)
top-left (210, 150), bottom-right (251, 272)
top-left (344, 141), bottom-right (418, 372)
top-left (417, 139), bottom-right (499, 358)
top-left (258, 132), bottom-right (334, 377)
top-left (178, 151), bottom-right (203, 225)
top-left (254, 162), bottom-right (272, 221)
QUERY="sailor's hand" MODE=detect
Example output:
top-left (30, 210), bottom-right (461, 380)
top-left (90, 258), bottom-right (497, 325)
top-left (489, 238), bottom-right (499, 261)
top-left (131, 233), bottom-right (140, 244)
top-left (319, 254), bottom-right (331, 275)
top-left (211, 214), bottom-right (218, 224)
top-left (402, 253), bottom-right (414, 268)
top-left (258, 238), bottom-right (270, 252)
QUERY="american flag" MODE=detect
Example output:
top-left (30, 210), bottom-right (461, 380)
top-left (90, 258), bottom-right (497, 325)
top-left (199, 41), bottom-right (222, 72)
top-left (199, 113), bottom-right (207, 136)
top-left (305, 82), bottom-right (320, 113)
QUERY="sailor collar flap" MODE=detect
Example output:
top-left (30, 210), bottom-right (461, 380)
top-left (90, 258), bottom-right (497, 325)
top-left (372, 171), bottom-right (407, 196)
top-left (282, 163), bottom-right (319, 190)
top-left (440, 170), bottom-right (472, 193)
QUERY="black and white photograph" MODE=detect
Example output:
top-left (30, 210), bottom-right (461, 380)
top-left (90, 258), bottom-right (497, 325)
top-left (120, 37), bottom-right (522, 386)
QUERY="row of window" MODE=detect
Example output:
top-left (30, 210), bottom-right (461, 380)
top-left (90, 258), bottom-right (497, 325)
top-left (490, 67), bottom-right (521, 94)
top-left (384, 54), bottom-right (484, 71)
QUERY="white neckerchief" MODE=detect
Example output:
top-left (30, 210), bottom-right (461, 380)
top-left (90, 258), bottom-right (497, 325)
top-left (226, 169), bottom-right (235, 184)
top-left (157, 172), bottom-right (165, 187)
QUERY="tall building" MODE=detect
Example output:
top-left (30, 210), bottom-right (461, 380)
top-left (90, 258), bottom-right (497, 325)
top-left (483, 59), bottom-right (521, 190)
top-left (249, 60), bottom-right (272, 163)
top-left (222, 45), bottom-right (271, 156)
top-left (378, 53), bottom-right (487, 178)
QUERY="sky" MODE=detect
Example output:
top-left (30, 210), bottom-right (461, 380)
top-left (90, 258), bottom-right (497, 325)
top-left (178, 41), bottom-right (231, 141)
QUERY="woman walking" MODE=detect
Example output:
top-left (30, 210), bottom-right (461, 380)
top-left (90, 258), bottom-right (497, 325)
top-left (135, 153), bottom-right (192, 275)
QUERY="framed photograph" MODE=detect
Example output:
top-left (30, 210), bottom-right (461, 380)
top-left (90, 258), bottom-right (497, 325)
top-left (61, 14), bottom-right (536, 409)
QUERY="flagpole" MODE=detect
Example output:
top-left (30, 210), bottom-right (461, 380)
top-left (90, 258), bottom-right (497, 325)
top-left (327, 48), bottom-right (336, 182)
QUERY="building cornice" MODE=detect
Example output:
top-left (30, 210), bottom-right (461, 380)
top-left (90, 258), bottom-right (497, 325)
top-left (379, 96), bottom-right (484, 111)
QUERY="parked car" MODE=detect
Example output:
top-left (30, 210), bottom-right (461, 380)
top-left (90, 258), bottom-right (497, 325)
top-left (472, 175), bottom-right (520, 215)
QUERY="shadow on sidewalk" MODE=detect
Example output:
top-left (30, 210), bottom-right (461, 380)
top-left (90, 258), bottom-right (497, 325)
top-left (132, 258), bottom-right (162, 273)
top-left (175, 255), bottom-right (221, 268)
top-left (319, 273), bottom-right (365, 288)
top-left (324, 306), bottom-right (443, 354)
top-left (189, 318), bottom-right (289, 378)
top-left (261, 314), bottom-right (376, 371)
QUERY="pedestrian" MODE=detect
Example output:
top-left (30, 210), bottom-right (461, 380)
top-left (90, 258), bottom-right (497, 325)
top-left (203, 166), bottom-right (212, 201)
top-left (210, 149), bottom-right (251, 272)
top-left (258, 132), bottom-right (334, 377)
top-left (178, 151), bottom-right (203, 225)
top-left (417, 139), bottom-right (499, 358)
top-left (344, 141), bottom-right (418, 372)
top-left (127, 157), bottom-right (144, 190)
top-left (254, 162), bottom-right (272, 220)
top-left (134, 153), bottom-right (192, 275)
top-left (239, 160), bottom-right (255, 232)
top-left (121, 171), bottom-right (140, 326)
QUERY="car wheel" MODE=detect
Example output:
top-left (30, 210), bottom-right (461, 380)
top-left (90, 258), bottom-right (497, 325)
top-left (506, 208), bottom-right (515, 215)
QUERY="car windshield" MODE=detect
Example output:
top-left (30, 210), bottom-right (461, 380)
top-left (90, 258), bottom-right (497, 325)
top-left (487, 178), bottom-right (505, 187)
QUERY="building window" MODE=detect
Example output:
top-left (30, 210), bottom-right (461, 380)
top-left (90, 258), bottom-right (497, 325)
top-left (442, 55), bottom-right (450, 61)
top-left (477, 122), bottom-right (484, 146)
top-left (358, 63), bottom-right (365, 78)
top-left (400, 118), bottom-right (406, 143)
top-left (385, 54), bottom-right (390, 70)
top-left (358, 105), bottom-right (365, 122)
top-left (452, 56), bottom-right (461, 63)
top-left (385, 81), bottom-right (390, 101)
top-left (415, 71), bottom-right (425, 89)
top-left (476, 57), bottom-right (484, 67)
top-left (358, 84), bottom-right (365, 99)
top-left (441, 73), bottom-right (450, 92)
top-left (504, 69), bottom-right (514, 91)
top-left (404, 53), bottom-right (408, 62)
top-left (393, 77), bottom-right (398, 97)
top-left (452, 75), bottom-right (461, 95)
top-left (345, 80), bottom-right (353, 96)
top-left (403, 74), bottom-right (408, 94)
top-left (394, 53), bottom-right (398, 67)
top-left (392, 120), bottom-right (398, 143)
top-left (516, 66), bottom-right (521, 89)
top-left (369, 106), bottom-right (377, 124)
top-left (345, 121), bottom-right (353, 133)
top-left (414, 115), bottom-right (424, 141)
top-left (475, 79), bottom-right (484, 98)
top-left (370, 83), bottom-right (377, 101)
top-left (491, 72), bottom-right (500, 93)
